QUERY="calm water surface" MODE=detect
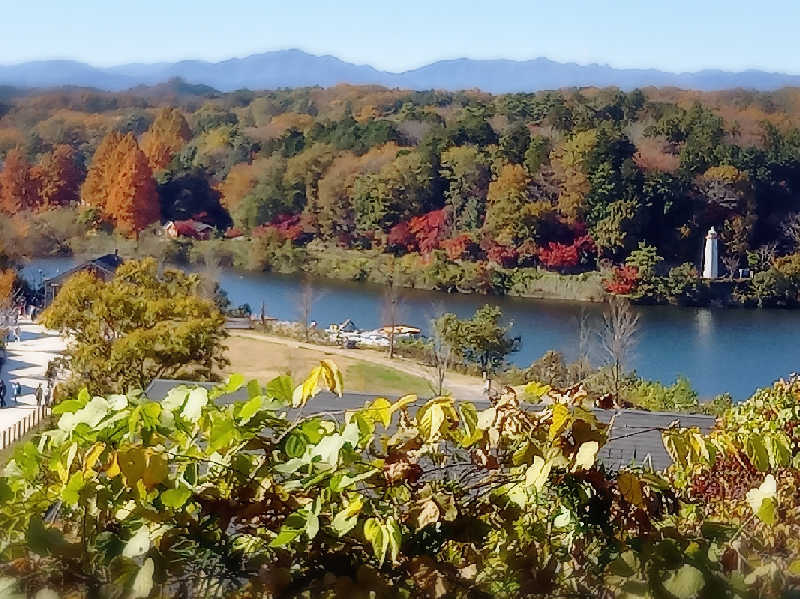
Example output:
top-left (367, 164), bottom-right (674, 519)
top-left (22, 257), bottom-right (800, 400)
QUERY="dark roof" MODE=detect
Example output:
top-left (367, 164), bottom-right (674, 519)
top-left (145, 379), bottom-right (384, 413)
top-left (145, 379), bottom-right (716, 471)
top-left (91, 252), bottom-right (124, 273)
top-left (44, 253), bottom-right (123, 284)
top-left (591, 408), bottom-right (715, 470)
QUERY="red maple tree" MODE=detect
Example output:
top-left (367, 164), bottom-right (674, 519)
top-left (604, 265), bottom-right (640, 295)
top-left (408, 209), bottom-right (449, 254)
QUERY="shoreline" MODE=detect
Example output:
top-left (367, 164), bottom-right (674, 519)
top-left (21, 243), bottom-right (791, 312)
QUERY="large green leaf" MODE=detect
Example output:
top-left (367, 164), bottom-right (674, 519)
top-left (363, 517), bottom-right (388, 565)
top-left (224, 373), bottom-right (245, 393)
top-left (61, 471), bottom-right (84, 505)
top-left (746, 474), bottom-right (777, 524)
top-left (26, 517), bottom-right (66, 556)
top-left (269, 513), bottom-right (306, 547)
top-left (238, 395), bottom-right (264, 424)
top-left (181, 387), bottom-right (208, 423)
top-left (209, 419), bottom-right (236, 452)
top-left (284, 433), bottom-right (307, 458)
top-left (418, 403), bottom-right (445, 440)
top-left (332, 509), bottom-right (358, 536)
top-left (458, 402), bottom-right (480, 447)
top-left (266, 375), bottom-right (293, 404)
top-left (161, 486), bottom-right (192, 509)
top-left (572, 441), bottom-right (598, 471)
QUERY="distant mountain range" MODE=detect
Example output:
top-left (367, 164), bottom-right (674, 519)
top-left (1, 49), bottom-right (800, 93)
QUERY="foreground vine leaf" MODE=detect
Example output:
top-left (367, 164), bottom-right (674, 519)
top-left (662, 564), bottom-right (705, 599)
top-left (1, 367), bottom-right (800, 597)
top-left (746, 474), bottom-right (777, 524)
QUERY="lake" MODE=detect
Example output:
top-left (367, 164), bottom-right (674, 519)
top-left (21, 256), bottom-right (800, 400)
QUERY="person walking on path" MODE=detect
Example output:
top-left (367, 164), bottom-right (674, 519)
top-left (0, 380), bottom-right (6, 408)
top-left (13, 381), bottom-right (21, 405)
top-left (35, 384), bottom-right (43, 407)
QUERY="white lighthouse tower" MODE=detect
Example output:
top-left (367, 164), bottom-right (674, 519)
top-left (702, 227), bottom-right (719, 279)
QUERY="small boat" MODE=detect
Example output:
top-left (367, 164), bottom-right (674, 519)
top-left (378, 325), bottom-right (421, 338)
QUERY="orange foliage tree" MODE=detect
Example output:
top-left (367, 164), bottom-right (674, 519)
top-left (0, 269), bottom-right (16, 309)
top-left (218, 160), bottom-right (262, 212)
top-left (140, 107), bottom-right (192, 171)
top-left (105, 133), bottom-right (160, 236)
top-left (81, 130), bottom-right (123, 212)
top-left (31, 144), bottom-right (84, 208)
top-left (0, 148), bottom-right (40, 213)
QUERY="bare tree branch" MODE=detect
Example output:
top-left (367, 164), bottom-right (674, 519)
top-left (597, 297), bottom-right (639, 400)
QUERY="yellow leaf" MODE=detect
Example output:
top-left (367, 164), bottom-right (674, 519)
top-left (415, 500), bottom-right (440, 530)
top-left (572, 441), bottom-right (599, 472)
top-left (343, 495), bottom-right (364, 518)
top-left (618, 471), bottom-right (644, 507)
top-left (789, 560), bottom-right (800, 576)
top-left (549, 404), bottom-right (570, 440)
top-left (142, 452), bottom-right (168, 488)
top-left (83, 442), bottom-right (105, 474)
top-left (105, 452), bottom-right (120, 478)
top-left (524, 381), bottom-right (551, 399)
top-left (292, 366), bottom-right (323, 407)
top-left (369, 398), bottom-right (392, 427)
top-left (119, 447), bottom-right (146, 486)
top-left (391, 394), bottom-right (417, 413)
top-left (418, 403), bottom-right (446, 441)
top-left (321, 360), bottom-right (344, 396)
top-left (525, 456), bottom-right (552, 492)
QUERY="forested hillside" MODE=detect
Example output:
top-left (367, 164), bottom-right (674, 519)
top-left (4, 82), bottom-right (800, 304)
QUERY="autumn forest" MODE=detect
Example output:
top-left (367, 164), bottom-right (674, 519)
top-left (4, 81), bottom-right (800, 305)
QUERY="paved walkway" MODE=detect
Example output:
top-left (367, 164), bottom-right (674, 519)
top-left (0, 318), bottom-right (65, 432)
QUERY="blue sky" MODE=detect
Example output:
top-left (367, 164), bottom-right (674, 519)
top-left (2, 0), bottom-right (796, 73)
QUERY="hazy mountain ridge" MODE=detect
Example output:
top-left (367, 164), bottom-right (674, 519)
top-left (2, 49), bottom-right (800, 93)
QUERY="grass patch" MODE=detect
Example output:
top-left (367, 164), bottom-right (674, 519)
top-left (344, 362), bottom-right (431, 397)
top-left (224, 334), bottom-right (432, 395)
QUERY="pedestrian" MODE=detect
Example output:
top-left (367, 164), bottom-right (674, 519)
top-left (14, 325), bottom-right (21, 343)
top-left (13, 381), bottom-right (21, 405)
top-left (0, 380), bottom-right (6, 408)
top-left (35, 383), bottom-right (43, 406)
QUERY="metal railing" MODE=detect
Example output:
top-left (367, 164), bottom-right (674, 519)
top-left (0, 404), bottom-right (51, 450)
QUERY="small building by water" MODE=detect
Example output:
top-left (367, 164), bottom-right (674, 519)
top-left (42, 251), bottom-right (123, 307)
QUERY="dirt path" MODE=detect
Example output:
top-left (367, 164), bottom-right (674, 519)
top-left (230, 330), bottom-right (486, 401)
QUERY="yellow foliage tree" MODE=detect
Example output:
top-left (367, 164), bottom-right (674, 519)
top-left (140, 107), bottom-right (192, 171)
top-left (550, 129), bottom-right (598, 221)
top-left (484, 163), bottom-right (530, 245)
